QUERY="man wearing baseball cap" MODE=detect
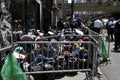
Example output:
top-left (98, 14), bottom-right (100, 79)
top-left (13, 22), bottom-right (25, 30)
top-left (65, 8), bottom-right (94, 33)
top-left (13, 46), bottom-right (28, 59)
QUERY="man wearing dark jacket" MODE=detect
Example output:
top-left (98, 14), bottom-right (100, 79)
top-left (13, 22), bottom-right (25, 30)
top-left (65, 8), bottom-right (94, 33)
top-left (57, 18), bottom-right (64, 30)
top-left (112, 19), bottom-right (120, 52)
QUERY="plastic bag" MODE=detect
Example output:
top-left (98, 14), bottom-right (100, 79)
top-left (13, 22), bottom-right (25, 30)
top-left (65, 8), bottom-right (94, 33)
top-left (1, 53), bottom-right (28, 80)
top-left (101, 40), bottom-right (110, 60)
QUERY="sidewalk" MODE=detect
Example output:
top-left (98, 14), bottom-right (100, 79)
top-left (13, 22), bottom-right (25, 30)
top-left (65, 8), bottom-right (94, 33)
top-left (55, 68), bottom-right (107, 80)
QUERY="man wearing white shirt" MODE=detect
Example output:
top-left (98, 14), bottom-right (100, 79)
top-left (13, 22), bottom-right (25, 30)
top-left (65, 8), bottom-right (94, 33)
top-left (93, 18), bottom-right (104, 34)
top-left (106, 18), bottom-right (116, 41)
top-left (93, 18), bottom-right (104, 77)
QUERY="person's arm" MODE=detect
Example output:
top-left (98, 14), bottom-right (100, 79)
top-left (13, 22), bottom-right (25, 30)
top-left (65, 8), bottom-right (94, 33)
top-left (100, 21), bottom-right (104, 34)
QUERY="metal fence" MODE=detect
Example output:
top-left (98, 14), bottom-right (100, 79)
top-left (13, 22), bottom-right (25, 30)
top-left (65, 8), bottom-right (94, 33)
top-left (13, 28), bottom-right (104, 79)
top-left (0, 26), bottom-right (110, 80)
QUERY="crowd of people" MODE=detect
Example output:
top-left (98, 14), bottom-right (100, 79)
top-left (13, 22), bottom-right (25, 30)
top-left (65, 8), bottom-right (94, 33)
top-left (0, 1), bottom-right (120, 80)
top-left (1, 15), bottom-right (120, 80)
top-left (12, 15), bottom-right (120, 52)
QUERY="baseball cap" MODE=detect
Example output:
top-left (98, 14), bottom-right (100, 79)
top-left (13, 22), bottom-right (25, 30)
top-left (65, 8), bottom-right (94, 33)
top-left (14, 46), bottom-right (28, 59)
top-left (14, 46), bottom-right (25, 53)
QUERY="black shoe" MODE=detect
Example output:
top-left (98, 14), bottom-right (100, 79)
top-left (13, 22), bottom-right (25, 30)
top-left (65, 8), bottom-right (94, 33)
top-left (95, 72), bottom-right (102, 78)
top-left (99, 59), bottom-right (108, 64)
top-left (111, 49), bottom-right (118, 52)
top-left (111, 49), bottom-right (115, 52)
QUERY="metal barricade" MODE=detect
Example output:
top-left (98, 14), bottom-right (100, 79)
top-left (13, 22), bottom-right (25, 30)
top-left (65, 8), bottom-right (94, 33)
top-left (12, 27), bottom-right (110, 80)
top-left (86, 27), bottom-right (110, 64)
top-left (14, 37), bottom-right (98, 79)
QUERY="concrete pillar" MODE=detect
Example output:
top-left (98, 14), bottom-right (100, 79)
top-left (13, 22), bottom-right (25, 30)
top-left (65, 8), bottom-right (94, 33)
top-left (36, 0), bottom-right (42, 29)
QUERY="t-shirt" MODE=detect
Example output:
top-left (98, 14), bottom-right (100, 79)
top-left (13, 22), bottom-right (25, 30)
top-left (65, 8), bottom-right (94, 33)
top-left (108, 21), bottom-right (116, 28)
top-left (94, 19), bottom-right (103, 28)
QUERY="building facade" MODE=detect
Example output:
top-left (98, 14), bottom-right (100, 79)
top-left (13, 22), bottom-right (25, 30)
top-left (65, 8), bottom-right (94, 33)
top-left (0, 0), bottom-right (60, 33)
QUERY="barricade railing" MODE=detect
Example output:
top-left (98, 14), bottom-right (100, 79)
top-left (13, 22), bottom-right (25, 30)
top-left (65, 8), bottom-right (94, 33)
top-left (85, 27), bottom-right (110, 64)
top-left (0, 26), bottom-right (109, 79)
top-left (14, 40), bottom-right (98, 79)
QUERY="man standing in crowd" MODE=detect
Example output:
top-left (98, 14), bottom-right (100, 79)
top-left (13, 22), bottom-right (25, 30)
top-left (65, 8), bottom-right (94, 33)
top-left (93, 18), bottom-right (104, 34)
top-left (0, 1), bottom-right (12, 46)
top-left (112, 19), bottom-right (120, 52)
top-left (92, 18), bottom-right (104, 77)
top-left (106, 18), bottom-right (116, 41)
top-left (57, 18), bottom-right (64, 30)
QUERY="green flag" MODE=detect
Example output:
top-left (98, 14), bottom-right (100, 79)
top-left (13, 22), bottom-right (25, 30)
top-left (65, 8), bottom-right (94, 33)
top-left (1, 53), bottom-right (28, 80)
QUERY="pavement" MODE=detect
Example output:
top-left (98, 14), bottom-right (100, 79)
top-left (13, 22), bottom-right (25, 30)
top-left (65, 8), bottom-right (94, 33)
top-left (99, 41), bottom-right (120, 80)
top-left (55, 67), bottom-right (107, 80)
